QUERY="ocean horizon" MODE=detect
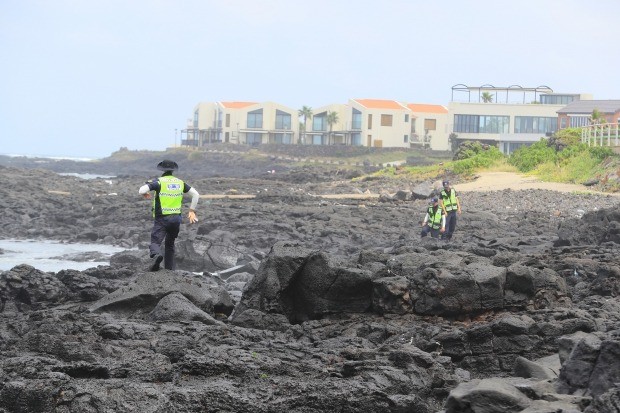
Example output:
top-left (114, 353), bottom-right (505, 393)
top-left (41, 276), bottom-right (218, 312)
top-left (1, 152), bottom-right (100, 162)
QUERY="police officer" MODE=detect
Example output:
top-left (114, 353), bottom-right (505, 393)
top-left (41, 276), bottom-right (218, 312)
top-left (439, 180), bottom-right (461, 241)
top-left (138, 160), bottom-right (199, 271)
top-left (421, 197), bottom-right (445, 238)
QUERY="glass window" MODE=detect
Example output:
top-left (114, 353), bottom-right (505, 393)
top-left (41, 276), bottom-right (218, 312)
top-left (225, 114), bottom-right (230, 128)
top-left (247, 109), bottom-right (263, 128)
top-left (275, 110), bottom-right (291, 129)
top-left (514, 116), bottom-right (558, 133)
top-left (540, 95), bottom-right (576, 105)
top-left (381, 114), bottom-right (393, 126)
top-left (478, 116), bottom-right (509, 133)
top-left (351, 133), bottom-right (361, 145)
top-left (405, 114), bottom-right (409, 122)
top-left (403, 135), bottom-right (408, 143)
top-left (313, 114), bottom-right (326, 131)
top-left (246, 132), bottom-right (262, 145)
top-left (352, 108), bottom-right (362, 129)
top-left (273, 133), bottom-right (291, 144)
top-left (193, 111), bottom-right (199, 127)
top-left (312, 134), bottom-right (324, 145)
top-left (570, 116), bottom-right (590, 127)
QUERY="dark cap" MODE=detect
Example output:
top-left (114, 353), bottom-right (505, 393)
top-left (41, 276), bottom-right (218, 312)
top-left (431, 197), bottom-right (439, 203)
top-left (442, 180), bottom-right (450, 186)
top-left (157, 159), bottom-right (179, 171)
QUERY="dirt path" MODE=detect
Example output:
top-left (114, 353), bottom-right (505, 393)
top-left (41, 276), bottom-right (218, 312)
top-left (457, 172), bottom-right (616, 195)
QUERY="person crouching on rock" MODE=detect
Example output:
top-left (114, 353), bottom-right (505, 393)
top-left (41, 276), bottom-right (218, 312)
top-left (138, 159), bottom-right (199, 271)
top-left (421, 197), bottom-right (445, 238)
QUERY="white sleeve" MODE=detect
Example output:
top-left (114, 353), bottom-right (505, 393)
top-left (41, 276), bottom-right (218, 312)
top-left (188, 187), bottom-right (199, 211)
top-left (422, 213), bottom-right (430, 225)
top-left (138, 184), bottom-right (150, 195)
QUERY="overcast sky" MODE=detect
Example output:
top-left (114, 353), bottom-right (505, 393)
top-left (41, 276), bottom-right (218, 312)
top-left (2, 0), bottom-right (619, 158)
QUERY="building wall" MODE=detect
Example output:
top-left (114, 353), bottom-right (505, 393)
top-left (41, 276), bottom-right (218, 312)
top-left (350, 100), bottom-right (411, 148)
top-left (448, 102), bottom-right (566, 144)
top-left (308, 104), bottom-right (349, 145)
top-left (408, 106), bottom-right (449, 151)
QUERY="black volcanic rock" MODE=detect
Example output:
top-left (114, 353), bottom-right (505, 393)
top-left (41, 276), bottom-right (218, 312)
top-left (0, 158), bottom-right (620, 412)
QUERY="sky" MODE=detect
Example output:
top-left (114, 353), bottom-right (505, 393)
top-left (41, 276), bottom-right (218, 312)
top-left (1, 0), bottom-right (619, 158)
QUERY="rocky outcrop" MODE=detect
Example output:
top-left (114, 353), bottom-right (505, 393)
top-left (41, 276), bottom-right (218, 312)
top-left (1, 162), bottom-right (620, 412)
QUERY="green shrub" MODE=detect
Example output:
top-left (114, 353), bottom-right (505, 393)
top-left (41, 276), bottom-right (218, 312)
top-left (589, 146), bottom-right (614, 160)
top-left (509, 139), bottom-right (556, 172)
top-left (451, 145), bottom-right (504, 174)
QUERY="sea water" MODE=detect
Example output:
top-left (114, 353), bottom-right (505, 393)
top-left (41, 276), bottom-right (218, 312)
top-left (0, 239), bottom-right (128, 273)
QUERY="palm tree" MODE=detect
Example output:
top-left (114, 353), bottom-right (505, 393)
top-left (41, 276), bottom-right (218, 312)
top-left (298, 106), bottom-right (313, 145)
top-left (326, 111), bottom-right (339, 145)
top-left (481, 92), bottom-right (494, 103)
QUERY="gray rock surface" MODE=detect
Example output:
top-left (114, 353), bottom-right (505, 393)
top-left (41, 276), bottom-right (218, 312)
top-left (0, 155), bottom-right (620, 412)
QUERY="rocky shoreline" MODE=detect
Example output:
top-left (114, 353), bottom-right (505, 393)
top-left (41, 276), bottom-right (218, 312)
top-left (0, 155), bottom-right (619, 412)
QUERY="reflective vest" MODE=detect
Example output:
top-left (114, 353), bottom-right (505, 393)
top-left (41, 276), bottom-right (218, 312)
top-left (441, 189), bottom-right (458, 212)
top-left (427, 206), bottom-right (444, 230)
top-left (153, 176), bottom-right (184, 216)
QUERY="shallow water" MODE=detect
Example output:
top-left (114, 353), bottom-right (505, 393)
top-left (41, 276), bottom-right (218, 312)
top-left (0, 239), bottom-right (128, 272)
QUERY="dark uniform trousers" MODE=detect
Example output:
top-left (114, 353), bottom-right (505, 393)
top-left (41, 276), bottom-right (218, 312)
top-left (149, 214), bottom-right (182, 270)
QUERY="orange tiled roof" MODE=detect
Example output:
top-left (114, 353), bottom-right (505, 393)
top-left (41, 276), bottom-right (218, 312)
top-left (354, 99), bottom-right (407, 110)
top-left (407, 103), bottom-right (448, 114)
top-left (220, 101), bottom-right (258, 109)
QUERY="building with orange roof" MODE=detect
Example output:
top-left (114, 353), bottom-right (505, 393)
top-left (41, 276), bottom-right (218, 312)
top-left (181, 101), bottom-right (298, 146)
top-left (348, 99), bottom-right (412, 148)
top-left (406, 103), bottom-right (449, 151)
top-left (181, 86), bottom-right (597, 153)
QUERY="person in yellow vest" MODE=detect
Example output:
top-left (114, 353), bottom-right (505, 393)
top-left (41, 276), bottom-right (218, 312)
top-left (138, 160), bottom-right (199, 271)
top-left (439, 180), bottom-right (461, 241)
top-left (421, 197), bottom-right (446, 238)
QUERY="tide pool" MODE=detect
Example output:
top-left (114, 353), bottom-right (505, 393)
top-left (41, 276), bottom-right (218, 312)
top-left (0, 239), bottom-right (128, 272)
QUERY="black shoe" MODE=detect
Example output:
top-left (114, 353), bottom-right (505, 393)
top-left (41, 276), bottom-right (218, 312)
top-left (150, 255), bottom-right (163, 271)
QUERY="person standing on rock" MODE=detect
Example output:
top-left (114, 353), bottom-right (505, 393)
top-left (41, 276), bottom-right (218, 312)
top-left (138, 159), bottom-right (199, 271)
top-left (421, 197), bottom-right (445, 238)
top-left (439, 180), bottom-right (461, 241)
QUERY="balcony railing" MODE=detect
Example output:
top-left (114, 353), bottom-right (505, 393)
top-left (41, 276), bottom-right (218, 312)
top-left (581, 123), bottom-right (620, 147)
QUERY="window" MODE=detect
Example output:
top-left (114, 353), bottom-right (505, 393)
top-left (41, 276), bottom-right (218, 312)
top-left (569, 116), bottom-right (590, 127)
top-left (246, 132), bottom-right (262, 145)
top-left (381, 114), bottom-right (393, 126)
top-left (247, 109), bottom-right (263, 128)
top-left (454, 115), bottom-right (509, 133)
top-left (193, 111), bottom-right (199, 127)
top-left (313, 114), bottom-right (326, 131)
top-left (368, 114), bottom-right (373, 130)
top-left (225, 114), bottom-right (230, 128)
top-left (275, 110), bottom-right (291, 129)
top-left (403, 135), bottom-right (408, 143)
top-left (405, 114), bottom-right (409, 122)
top-left (479, 116), bottom-right (509, 133)
top-left (352, 108), bottom-right (362, 129)
top-left (424, 119), bottom-right (437, 131)
top-left (351, 133), bottom-right (361, 145)
top-left (274, 133), bottom-right (292, 144)
top-left (514, 116), bottom-right (558, 133)
top-left (540, 95), bottom-right (576, 105)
